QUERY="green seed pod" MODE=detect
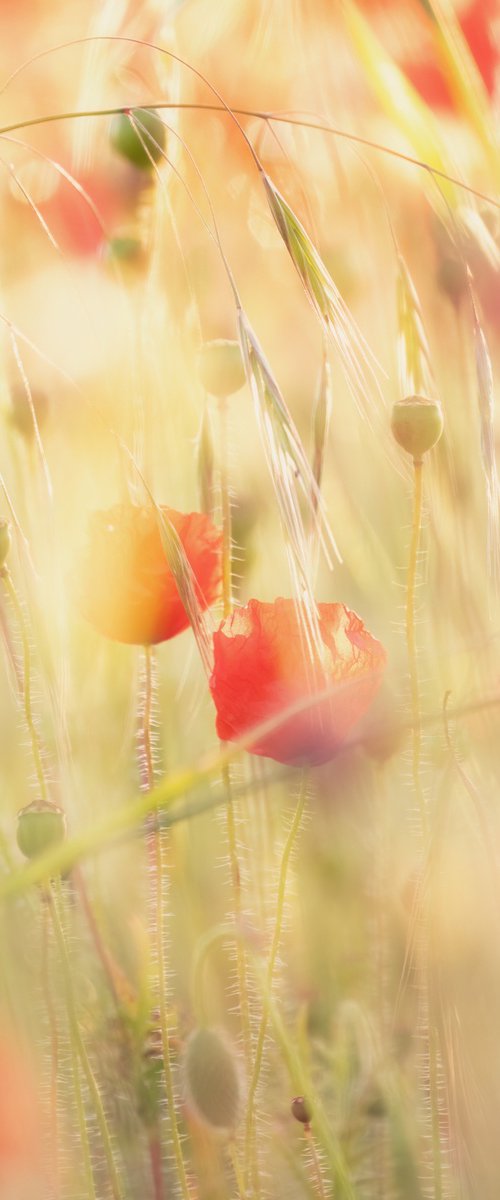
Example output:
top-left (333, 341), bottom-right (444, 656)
top-left (291, 1095), bottom-right (312, 1126)
top-left (9, 385), bottom-right (49, 442)
top-left (110, 108), bottom-right (166, 171)
top-left (391, 395), bottom-right (443, 461)
top-left (184, 1027), bottom-right (241, 1131)
top-left (0, 520), bottom-right (11, 569)
top-left (197, 340), bottom-right (246, 399)
top-left (17, 802), bottom-right (66, 861)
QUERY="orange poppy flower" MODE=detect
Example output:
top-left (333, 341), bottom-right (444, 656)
top-left (77, 504), bottom-right (222, 645)
top-left (209, 598), bottom-right (386, 766)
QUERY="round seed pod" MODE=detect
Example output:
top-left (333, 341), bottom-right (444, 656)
top-left (17, 802), bottom-right (66, 861)
top-left (0, 520), bottom-right (12, 569)
top-left (291, 1095), bottom-right (312, 1126)
top-left (110, 108), bottom-right (166, 171)
top-left (391, 395), bottom-right (443, 461)
top-left (184, 1027), bottom-right (241, 1131)
top-left (9, 385), bottom-right (49, 442)
top-left (197, 340), bottom-right (245, 399)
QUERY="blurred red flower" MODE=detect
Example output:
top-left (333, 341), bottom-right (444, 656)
top-left (404, 0), bottom-right (498, 108)
top-left (0, 1034), bottom-right (41, 1179)
top-left (209, 598), bottom-right (386, 766)
top-left (77, 504), bottom-right (222, 645)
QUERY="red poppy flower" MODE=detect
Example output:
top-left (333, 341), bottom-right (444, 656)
top-left (403, 0), bottom-right (498, 109)
top-left (209, 598), bottom-right (386, 766)
top-left (77, 504), bottom-right (222, 645)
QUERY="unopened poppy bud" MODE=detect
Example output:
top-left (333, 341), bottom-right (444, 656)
top-left (197, 340), bottom-right (245, 399)
top-left (184, 1027), bottom-right (241, 1131)
top-left (291, 1095), bottom-right (312, 1126)
top-left (0, 520), bottom-right (11, 569)
top-left (110, 108), bottom-right (166, 171)
top-left (391, 395), bottom-right (444, 461)
top-left (17, 802), bottom-right (66, 861)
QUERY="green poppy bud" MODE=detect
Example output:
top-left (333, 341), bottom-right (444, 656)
top-left (17, 802), bottom-right (66, 861)
top-left (184, 1027), bottom-right (241, 1131)
top-left (197, 340), bottom-right (245, 399)
top-left (391, 395), bottom-right (444, 461)
top-left (110, 108), bottom-right (166, 171)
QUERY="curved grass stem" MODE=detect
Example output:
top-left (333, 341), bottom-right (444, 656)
top-left (244, 770), bottom-right (308, 1194)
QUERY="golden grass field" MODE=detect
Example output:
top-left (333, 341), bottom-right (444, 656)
top-left (0, 2), bottom-right (499, 1198)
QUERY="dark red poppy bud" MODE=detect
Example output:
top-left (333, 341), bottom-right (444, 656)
top-left (291, 1095), bottom-right (312, 1125)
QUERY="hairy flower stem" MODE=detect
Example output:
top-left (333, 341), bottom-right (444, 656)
top-left (140, 646), bottom-right (190, 1200)
top-left (406, 459), bottom-right (428, 844)
top-left (217, 399), bottom-right (252, 1076)
top-left (1, 566), bottom-right (48, 803)
top-left (244, 771), bottom-right (308, 1193)
top-left (406, 459), bottom-right (443, 1200)
top-left (48, 880), bottom-right (123, 1200)
top-left (304, 1125), bottom-right (327, 1200)
top-left (41, 897), bottom-right (59, 1195)
top-left (219, 399), bottom-right (232, 617)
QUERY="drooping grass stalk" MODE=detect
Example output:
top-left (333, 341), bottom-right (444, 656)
top-left (244, 770), bottom-right (308, 1193)
top-left (140, 644), bottom-right (191, 1200)
top-left (48, 879), bottom-right (123, 1200)
top-left (1, 565), bottom-right (48, 803)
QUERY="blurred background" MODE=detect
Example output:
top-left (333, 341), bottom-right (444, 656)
top-left (0, 1), bottom-right (499, 1198)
